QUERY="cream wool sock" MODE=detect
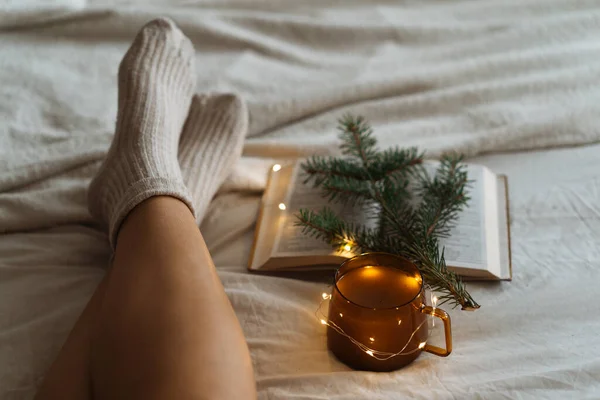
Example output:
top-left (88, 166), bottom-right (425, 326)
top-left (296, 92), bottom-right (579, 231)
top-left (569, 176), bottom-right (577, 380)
top-left (178, 94), bottom-right (248, 224)
top-left (88, 18), bottom-right (196, 248)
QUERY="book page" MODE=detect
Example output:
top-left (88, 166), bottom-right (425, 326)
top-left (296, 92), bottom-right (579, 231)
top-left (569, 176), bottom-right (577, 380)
top-left (420, 163), bottom-right (488, 269)
top-left (265, 161), bottom-right (489, 272)
top-left (273, 166), bottom-right (373, 257)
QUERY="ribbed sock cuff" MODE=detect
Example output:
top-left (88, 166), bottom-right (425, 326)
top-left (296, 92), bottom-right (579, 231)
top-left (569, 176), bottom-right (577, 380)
top-left (107, 177), bottom-right (195, 249)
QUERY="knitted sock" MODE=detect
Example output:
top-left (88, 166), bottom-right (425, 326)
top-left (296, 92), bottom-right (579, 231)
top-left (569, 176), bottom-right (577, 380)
top-left (178, 94), bottom-right (248, 224)
top-left (88, 18), bottom-right (196, 248)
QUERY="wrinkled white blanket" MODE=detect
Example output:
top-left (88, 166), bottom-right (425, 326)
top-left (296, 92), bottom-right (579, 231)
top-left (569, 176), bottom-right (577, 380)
top-left (1, 1), bottom-right (600, 399)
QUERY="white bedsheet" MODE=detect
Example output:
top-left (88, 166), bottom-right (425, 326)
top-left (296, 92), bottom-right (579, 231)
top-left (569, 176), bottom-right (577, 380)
top-left (1, 1), bottom-right (600, 399)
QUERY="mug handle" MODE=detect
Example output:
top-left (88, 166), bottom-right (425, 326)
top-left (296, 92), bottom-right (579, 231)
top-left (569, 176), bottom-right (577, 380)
top-left (420, 306), bottom-right (452, 357)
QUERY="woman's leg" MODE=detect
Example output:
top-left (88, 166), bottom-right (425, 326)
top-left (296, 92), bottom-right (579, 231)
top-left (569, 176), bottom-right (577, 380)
top-left (37, 199), bottom-right (255, 400)
top-left (35, 17), bottom-right (252, 400)
top-left (91, 196), bottom-right (255, 399)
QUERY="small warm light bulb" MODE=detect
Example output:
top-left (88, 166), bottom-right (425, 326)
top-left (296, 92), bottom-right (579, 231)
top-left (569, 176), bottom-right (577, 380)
top-left (339, 313), bottom-right (343, 317)
top-left (272, 164), bottom-right (282, 172)
top-left (366, 350), bottom-right (374, 357)
top-left (369, 337), bottom-right (375, 342)
top-left (431, 295), bottom-right (438, 327)
top-left (397, 320), bottom-right (402, 325)
top-left (343, 244), bottom-right (352, 251)
top-left (278, 203), bottom-right (286, 210)
top-left (419, 342), bottom-right (426, 349)
top-left (320, 319), bottom-right (327, 325)
top-left (322, 293), bottom-right (329, 300)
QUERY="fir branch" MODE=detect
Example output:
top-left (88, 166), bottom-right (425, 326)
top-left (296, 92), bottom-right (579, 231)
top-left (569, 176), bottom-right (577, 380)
top-left (295, 115), bottom-right (480, 310)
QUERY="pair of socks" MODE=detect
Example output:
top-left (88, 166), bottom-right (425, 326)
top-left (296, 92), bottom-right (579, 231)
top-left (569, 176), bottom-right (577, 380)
top-left (88, 18), bottom-right (247, 248)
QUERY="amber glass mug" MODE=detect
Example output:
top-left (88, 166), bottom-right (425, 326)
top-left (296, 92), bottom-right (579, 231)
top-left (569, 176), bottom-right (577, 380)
top-left (326, 252), bottom-right (452, 371)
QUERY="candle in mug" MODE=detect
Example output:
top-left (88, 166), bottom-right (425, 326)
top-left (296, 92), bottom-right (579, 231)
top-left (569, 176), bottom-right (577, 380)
top-left (336, 265), bottom-right (421, 308)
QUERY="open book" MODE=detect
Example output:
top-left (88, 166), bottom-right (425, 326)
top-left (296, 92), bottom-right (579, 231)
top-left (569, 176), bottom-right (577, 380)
top-left (249, 160), bottom-right (512, 280)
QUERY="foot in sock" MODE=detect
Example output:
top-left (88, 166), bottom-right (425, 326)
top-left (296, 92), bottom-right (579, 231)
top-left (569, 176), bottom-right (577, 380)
top-left (88, 17), bottom-right (196, 248)
top-left (179, 94), bottom-right (248, 225)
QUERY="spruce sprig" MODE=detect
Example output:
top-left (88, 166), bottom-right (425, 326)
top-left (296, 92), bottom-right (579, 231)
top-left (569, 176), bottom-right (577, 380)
top-left (295, 115), bottom-right (480, 310)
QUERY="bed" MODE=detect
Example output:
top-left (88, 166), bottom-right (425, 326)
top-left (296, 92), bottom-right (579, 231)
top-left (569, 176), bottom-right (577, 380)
top-left (2, 1), bottom-right (600, 399)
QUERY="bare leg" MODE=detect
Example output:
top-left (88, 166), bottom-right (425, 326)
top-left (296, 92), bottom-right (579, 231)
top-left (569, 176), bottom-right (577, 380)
top-left (90, 196), bottom-right (255, 399)
top-left (36, 197), bottom-right (256, 400)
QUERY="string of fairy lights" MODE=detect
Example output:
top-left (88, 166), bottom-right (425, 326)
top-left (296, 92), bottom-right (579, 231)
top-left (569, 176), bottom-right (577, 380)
top-left (271, 163), bottom-right (439, 361)
top-left (316, 291), bottom-right (439, 361)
